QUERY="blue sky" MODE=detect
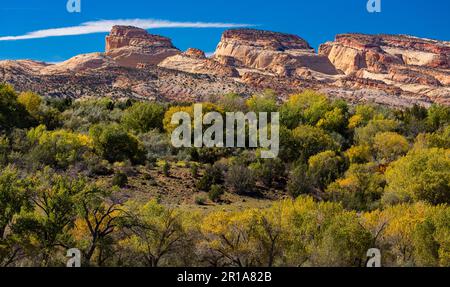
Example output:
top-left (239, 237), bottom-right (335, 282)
top-left (0, 0), bottom-right (449, 62)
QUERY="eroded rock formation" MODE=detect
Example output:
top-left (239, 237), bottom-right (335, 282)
top-left (0, 27), bottom-right (448, 107)
top-left (319, 34), bottom-right (450, 105)
top-left (159, 48), bottom-right (239, 77)
top-left (319, 33), bottom-right (449, 74)
top-left (214, 29), bottom-right (339, 77)
top-left (105, 26), bottom-right (180, 68)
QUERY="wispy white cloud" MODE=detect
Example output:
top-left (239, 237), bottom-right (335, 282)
top-left (0, 18), bottom-right (253, 41)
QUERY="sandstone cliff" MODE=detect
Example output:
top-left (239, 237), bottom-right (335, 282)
top-left (214, 29), bottom-right (339, 77)
top-left (105, 26), bottom-right (181, 68)
top-left (319, 34), bottom-right (450, 105)
top-left (319, 33), bottom-right (449, 74)
top-left (0, 27), bottom-right (448, 107)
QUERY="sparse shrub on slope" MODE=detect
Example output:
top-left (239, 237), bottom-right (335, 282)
top-left (196, 164), bottom-right (223, 191)
top-left (225, 164), bottom-right (256, 195)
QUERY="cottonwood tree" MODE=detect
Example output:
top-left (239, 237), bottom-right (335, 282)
top-left (384, 148), bottom-right (450, 205)
top-left (0, 166), bottom-right (31, 267)
top-left (253, 207), bottom-right (287, 267)
top-left (73, 186), bottom-right (122, 266)
top-left (13, 168), bottom-right (85, 266)
top-left (119, 200), bottom-right (185, 267)
top-left (200, 210), bottom-right (259, 267)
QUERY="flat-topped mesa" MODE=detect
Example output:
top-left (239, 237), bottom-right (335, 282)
top-left (335, 33), bottom-right (450, 55)
top-left (105, 25), bottom-right (180, 68)
top-left (105, 25), bottom-right (176, 51)
top-left (220, 29), bottom-right (313, 51)
top-left (215, 28), bottom-right (338, 76)
top-left (319, 33), bottom-right (450, 74)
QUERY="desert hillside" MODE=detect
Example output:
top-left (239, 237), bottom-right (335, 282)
top-left (1, 26), bottom-right (449, 107)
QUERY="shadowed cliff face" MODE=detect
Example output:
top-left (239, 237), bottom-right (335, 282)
top-left (0, 27), bottom-right (449, 107)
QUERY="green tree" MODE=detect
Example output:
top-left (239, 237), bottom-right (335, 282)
top-left (246, 89), bottom-right (278, 113)
top-left (394, 104), bottom-right (428, 137)
top-left (0, 166), bottom-right (31, 266)
top-left (427, 104), bottom-right (450, 131)
top-left (13, 169), bottom-right (86, 266)
top-left (121, 102), bottom-right (165, 133)
top-left (196, 164), bottom-right (223, 191)
top-left (308, 151), bottom-right (345, 190)
top-left (0, 135), bottom-right (9, 165)
top-left (200, 209), bottom-right (260, 267)
top-left (119, 200), bottom-right (185, 267)
top-left (413, 218), bottom-right (440, 267)
top-left (355, 119), bottom-right (399, 145)
top-left (286, 125), bottom-right (338, 162)
top-left (344, 145), bottom-right (373, 164)
top-left (287, 164), bottom-right (314, 198)
top-left (18, 91), bottom-right (42, 117)
top-left (27, 125), bottom-right (93, 169)
top-left (162, 161), bottom-right (171, 177)
top-left (317, 107), bottom-right (348, 133)
top-left (73, 185), bottom-right (121, 266)
top-left (373, 132), bottom-right (409, 163)
top-left (348, 104), bottom-right (378, 129)
top-left (112, 172), bottom-right (128, 188)
top-left (314, 211), bottom-right (372, 266)
top-left (0, 84), bottom-right (33, 131)
top-left (90, 123), bottom-right (144, 164)
top-left (415, 126), bottom-right (450, 149)
top-left (327, 163), bottom-right (385, 211)
top-left (279, 197), bottom-right (347, 266)
top-left (251, 158), bottom-right (285, 188)
top-left (208, 185), bottom-right (224, 202)
top-left (280, 90), bottom-right (331, 129)
top-left (384, 148), bottom-right (450, 205)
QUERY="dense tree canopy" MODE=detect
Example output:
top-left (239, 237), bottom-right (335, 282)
top-left (0, 84), bottom-right (449, 266)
